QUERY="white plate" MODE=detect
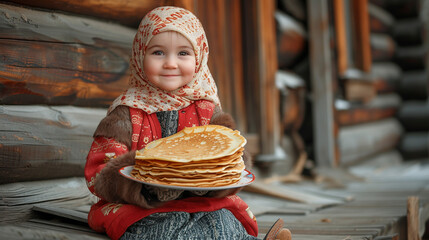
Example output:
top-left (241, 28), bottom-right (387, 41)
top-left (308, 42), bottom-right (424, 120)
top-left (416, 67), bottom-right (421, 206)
top-left (119, 165), bottom-right (255, 191)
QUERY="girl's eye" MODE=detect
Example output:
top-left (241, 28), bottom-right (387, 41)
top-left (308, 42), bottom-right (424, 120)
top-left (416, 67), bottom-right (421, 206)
top-left (178, 51), bottom-right (190, 56)
top-left (152, 50), bottom-right (164, 55)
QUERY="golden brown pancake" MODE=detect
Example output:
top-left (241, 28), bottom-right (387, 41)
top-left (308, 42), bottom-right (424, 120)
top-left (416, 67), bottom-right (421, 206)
top-left (132, 125), bottom-right (247, 187)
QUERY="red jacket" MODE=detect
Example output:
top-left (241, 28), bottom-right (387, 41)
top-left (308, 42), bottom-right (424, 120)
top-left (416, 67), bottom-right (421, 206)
top-left (85, 100), bottom-right (258, 239)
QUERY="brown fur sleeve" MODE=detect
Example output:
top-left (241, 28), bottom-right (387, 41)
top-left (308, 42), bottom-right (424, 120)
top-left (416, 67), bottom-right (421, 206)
top-left (94, 151), bottom-right (162, 209)
top-left (94, 105), bottom-right (132, 149)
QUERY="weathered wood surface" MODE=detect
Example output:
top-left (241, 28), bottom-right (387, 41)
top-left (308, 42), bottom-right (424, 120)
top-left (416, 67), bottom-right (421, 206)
top-left (195, 0), bottom-right (247, 132)
top-left (308, 0), bottom-right (337, 167)
top-left (336, 94), bottom-right (400, 126)
top-left (2, 159), bottom-right (429, 239)
top-left (369, 0), bottom-right (421, 19)
top-left (253, 159), bottom-right (429, 239)
top-left (0, 105), bottom-right (106, 184)
top-left (3, 0), bottom-right (193, 28)
top-left (338, 118), bottom-right (403, 165)
top-left (0, 3), bottom-right (133, 107)
top-left (275, 10), bottom-right (307, 69)
top-left (371, 34), bottom-right (396, 62)
top-left (371, 62), bottom-right (402, 93)
top-left (277, 0), bottom-right (306, 22)
top-left (0, 177), bottom-right (93, 223)
top-left (369, 3), bottom-right (394, 34)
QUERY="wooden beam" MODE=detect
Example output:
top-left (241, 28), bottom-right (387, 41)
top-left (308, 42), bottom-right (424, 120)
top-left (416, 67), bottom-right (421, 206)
top-left (252, 0), bottom-right (282, 161)
top-left (308, 0), bottom-right (337, 167)
top-left (407, 196), bottom-right (421, 240)
top-left (3, 0), bottom-right (195, 28)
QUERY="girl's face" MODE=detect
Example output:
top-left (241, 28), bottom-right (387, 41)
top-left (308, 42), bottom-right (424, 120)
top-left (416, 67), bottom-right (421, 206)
top-left (143, 31), bottom-right (196, 92)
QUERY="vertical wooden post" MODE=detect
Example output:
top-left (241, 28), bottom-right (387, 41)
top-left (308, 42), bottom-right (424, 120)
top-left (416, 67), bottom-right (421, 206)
top-left (308, 0), bottom-right (337, 167)
top-left (256, 0), bottom-right (282, 160)
top-left (407, 196), bottom-right (421, 240)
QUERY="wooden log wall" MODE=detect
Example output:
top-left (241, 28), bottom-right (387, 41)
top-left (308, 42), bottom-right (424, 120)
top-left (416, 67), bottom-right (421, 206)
top-left (370, 0), bottom-right (428, 161)
top-left (0, 3), bottom-right (134, 107)
top-left (0, 3), bottom-right (135, 183)
top-left (1, 0), bottom-right (284, 182)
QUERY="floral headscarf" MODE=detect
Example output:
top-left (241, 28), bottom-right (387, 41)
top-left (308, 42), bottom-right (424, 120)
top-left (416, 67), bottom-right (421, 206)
top-left (109, 6), bottom-right (220, 114)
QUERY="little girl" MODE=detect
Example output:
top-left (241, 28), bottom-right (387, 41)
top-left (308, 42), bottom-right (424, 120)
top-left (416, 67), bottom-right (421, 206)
top-left (85, 6), bottom-right (291, 240)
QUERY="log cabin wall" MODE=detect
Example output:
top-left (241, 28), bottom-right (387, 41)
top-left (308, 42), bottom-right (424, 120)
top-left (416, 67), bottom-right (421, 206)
top-left (0, 0), bottom-right (290, 183)
top-left (334, 0), bottom-right (405, 167)
top-left (0, 0), bottom-right (251, 183)
top-left (299, 0), bottom-right (428, 168)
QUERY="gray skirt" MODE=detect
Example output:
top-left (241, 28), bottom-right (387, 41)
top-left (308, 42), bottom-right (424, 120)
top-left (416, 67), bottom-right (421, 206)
top-left (119, 209), bottom-right (259, 240)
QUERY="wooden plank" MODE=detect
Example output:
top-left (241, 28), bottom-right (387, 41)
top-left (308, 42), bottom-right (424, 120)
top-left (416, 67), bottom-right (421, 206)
top-left (195, 0), bottom-right (247, 131)
top-left (0, 3), bottom-right (133, 107)
top-left (369, 0), bottom-right (420, 19)
top-left (369, 3), bottom-right (394, 34)
top-left (336, 94), bottom-right (400, 126)
top-left (0, 105), bottom-right (106, 183)
top-left (257, 0), bottom-right (281, 159)
top-left (338, 118), bottom-right (403, 166)
top-left (352, 0), bottom-right (372, 72)
top-left (277, 0), bottom-right (307, 22)
top-left (371, 34), bottom-right (396, 62)
top-left (0, 224), bottom-right (107, 240)
top-left (407, 196), bottom-right (421, 240)
top-left (343, 79), bottom-right (376, 103)
top-left (371, 62), bottom-right (402, 93)
top-left (308, 0), bottom-right (337, 167)
top-left (3, 0), bottom-right (193, 28)
top-left (275, 10), bottom-right (307, 69)
top-left (33, 204), bottom-right (88, 223)
top-left (333, 0), bottom-right (348, 75)
top-left (0, 177), bottom-right (92, 223)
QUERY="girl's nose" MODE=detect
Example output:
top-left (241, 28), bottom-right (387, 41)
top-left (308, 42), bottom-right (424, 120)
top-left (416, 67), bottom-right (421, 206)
top-left (163, 55), bottom-right (178, 69)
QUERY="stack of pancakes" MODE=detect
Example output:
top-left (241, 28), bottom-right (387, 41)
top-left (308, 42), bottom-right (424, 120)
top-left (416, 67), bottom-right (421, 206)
top-left (131, 125), bottom-right (247, 187)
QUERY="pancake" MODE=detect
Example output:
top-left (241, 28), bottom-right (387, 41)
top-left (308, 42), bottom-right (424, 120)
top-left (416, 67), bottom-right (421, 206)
top-left (131, 125), bottom-right (247, 187)
top-left (135, 125), bottom-right (246, 162)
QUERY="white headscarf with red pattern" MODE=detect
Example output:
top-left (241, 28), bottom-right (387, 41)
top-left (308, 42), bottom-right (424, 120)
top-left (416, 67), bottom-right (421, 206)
top-left (109, 6), bottom-right (220, 114)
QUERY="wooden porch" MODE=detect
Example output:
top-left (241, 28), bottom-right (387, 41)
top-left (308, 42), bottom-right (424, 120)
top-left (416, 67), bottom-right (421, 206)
top-left (1, 158), bottom-right (428, 239)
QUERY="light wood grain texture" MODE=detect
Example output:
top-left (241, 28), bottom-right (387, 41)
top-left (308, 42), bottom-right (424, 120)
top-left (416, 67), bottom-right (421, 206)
top-left (407, 196), bottom-right (421, 240)
top-left (3, 0), bottom-right (193, 28)
top-left (0, 3), bottom-right (133, 107)
top-left (0, 105), bottom-right (106, 183)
